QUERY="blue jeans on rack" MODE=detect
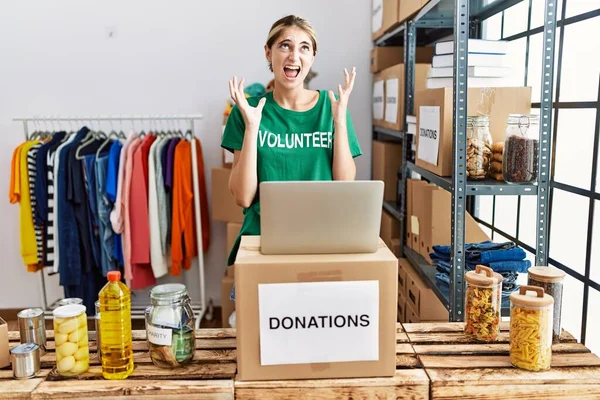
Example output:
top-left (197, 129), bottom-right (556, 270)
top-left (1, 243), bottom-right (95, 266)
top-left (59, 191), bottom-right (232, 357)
top-left (95, 155), bottom-right (118, 276)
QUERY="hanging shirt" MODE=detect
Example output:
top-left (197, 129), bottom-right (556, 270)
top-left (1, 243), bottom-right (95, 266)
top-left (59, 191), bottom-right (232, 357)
top-left (165, 138), bottom-right (181, 190)
top-left (170, 138), bottom-right (210, 276)
top-left (122, 137), bottom-right (142, 283)
top-left (154, 138), bottom-right (172, 256)
top-left (50, 133), bottom-right (77, 274)
top-left (9, 142), bottom-right (41, 271)
top-left (106, 140), bottom-right (124, 266)
top-left (35, 131), bottom-right (66, 269)
top-left (27, 144), bottom-right (44, 264)
top-left (148, 137), bottom-right (168, 279)
top-left (56, 127), bottom-right (89, 286)
top-left (110, 132), bottom-right (136, 235)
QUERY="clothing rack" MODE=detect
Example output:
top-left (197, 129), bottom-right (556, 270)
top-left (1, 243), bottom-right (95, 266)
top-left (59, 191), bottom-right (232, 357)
top-left (12, 114), bottom-right (208, 328)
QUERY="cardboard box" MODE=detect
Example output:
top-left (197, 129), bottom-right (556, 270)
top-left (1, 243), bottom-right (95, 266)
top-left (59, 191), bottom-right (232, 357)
top-left (398, 259), bottom-right (408, 298)
top-left (0, 318), bottom-right (8, 368)
top-left (221, 275), bottom-right (235, 328)
top-left (211, 167), bottom-right (244, 223)
top-left (370, 46), bottom-right (435, 73)
top-left (372, 0), bottom-right (400, 41)
top-left (401, 258), bottom-right (449, 321)
top-left (405, 301), bottom-right (420, 323)
top-left (226, 265), bottom-right (235, 278)
top-left (373, 73), bottom-right (385, 126)
top-left (235, 235), bottom-right (398, 381)
top-left (380, 209), bottom-right (400, 250)
top-left (380, 63), bottom-right (431, 131)
top-left (415, 87), bottom-right (532, 176)
top-left (372, 140), bottom-right (402, 202)
top-left (414, 185), bottom-right (491, 262)
top-left (226, 222), bottom-right (242, 258)
top-left (399, 0), bottom-right (428, 23)
top-left (390, 238), bottom-right (400, 257)
top-left (408, 180), bottom-right (429, 250)
top-left (397, 291), bottom-right (407, 323)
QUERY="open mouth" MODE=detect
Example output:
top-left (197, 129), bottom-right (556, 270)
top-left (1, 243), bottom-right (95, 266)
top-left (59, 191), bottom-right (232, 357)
top-left (283, 65), bottom-right (301, 79)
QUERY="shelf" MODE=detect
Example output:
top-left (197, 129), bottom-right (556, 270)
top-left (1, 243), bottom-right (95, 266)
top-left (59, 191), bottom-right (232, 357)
top-left (374, 126), bottom-right (404, 140)
top-left (406, 162), bottom-right (538, 196)
top-left (404, 247), bottom-right (510, 318)
top-left (383, 201), bottom-right (402, 222)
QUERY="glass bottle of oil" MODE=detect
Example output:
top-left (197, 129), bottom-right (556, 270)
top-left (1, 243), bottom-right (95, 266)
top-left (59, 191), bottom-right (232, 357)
top-left (99, 271), bottom-right (134, 379)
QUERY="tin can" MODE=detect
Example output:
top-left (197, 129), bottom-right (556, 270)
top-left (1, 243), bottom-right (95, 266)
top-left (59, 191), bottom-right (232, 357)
top-left (17, 308), bottom-right (46, 353)
top-left (11, 343), bottom-right (41, 379)
top-left (56, 298), bottom-right (83, 307)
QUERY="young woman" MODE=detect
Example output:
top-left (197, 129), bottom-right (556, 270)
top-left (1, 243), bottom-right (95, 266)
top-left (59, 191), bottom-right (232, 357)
top-left (221, 14), bottom-right (362, 275)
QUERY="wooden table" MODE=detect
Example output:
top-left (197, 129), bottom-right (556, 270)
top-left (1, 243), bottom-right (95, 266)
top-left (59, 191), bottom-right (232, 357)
top-left (1, 323), bottom-right (599, 399)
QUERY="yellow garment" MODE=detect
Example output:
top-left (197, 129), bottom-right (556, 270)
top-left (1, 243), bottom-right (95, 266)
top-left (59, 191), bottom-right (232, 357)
top-left (15, 140), bottom-right (40, 265)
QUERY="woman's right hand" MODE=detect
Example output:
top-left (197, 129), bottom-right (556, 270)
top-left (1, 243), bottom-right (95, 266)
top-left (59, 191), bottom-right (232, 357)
top-left (229, 76), bottom-right (266, 130)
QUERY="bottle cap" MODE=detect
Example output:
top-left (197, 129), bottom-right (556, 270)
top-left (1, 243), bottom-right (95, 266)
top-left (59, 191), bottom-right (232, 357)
top-left (107, 271), bottom-right (121, 282)
top-left (528, 266), bottom-right (566, 283)
top-left (510, 285), bottom-right (554, 308)
top-left (53, 304), bottom-right (86, 319)
top-left (465, 265), bottom-right (504, 288)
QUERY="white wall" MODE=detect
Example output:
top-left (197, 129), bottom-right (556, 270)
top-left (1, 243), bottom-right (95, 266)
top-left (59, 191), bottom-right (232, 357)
top-left (0, 0), bottom-right (373, 309)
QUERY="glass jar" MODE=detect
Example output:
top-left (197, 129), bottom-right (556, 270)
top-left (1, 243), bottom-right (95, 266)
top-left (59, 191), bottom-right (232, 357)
top-left (527, 266), bottom-right (566, 343)
top-left (502, 114), bottom-right (540, 183)
top-left (94, 300), bottom-right (102, 361)
top-left (52, 304), bottom-right (90, 376)
top-left (466, 116), bottom-right (493, 180)
top-left (145, 284), bottom-right (195, 368)
top-left (509, 285), bottom-right (554, 371)
top-left (57, 298), bottom-right (83, 307)
top-left (464, 265), bottom-right (503, 342)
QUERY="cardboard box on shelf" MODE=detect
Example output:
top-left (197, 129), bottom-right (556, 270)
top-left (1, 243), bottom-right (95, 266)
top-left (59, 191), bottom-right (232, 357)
top-left (380, 63), bottom-right (430, 131)
top-left (370, 46), bottom-right (435, 73)
top-left (226, 265), bottom-right (235, 278)
top-left (235, 235), bottom-right (398, 381)
top-left (405, 301), bottom-right (421, 323)
top-left (380, 209), bottom-right (400, 249)
top-left (398, 259), bottom-right (408, 298)
top-left (226, 222), bottom-right (242, 259)
top-left (211, 167), bottom-right (244, 223)
top-left (415, 87), bottom-right (532, 177)
top-left (400, 258), bottom-right (448, 321)
top-left (408, 179), bottom-right (429, 250)
top-left (373, 73), bottom-right (385, 127)
top-left (390, 238), bottom-right (401, 257)
top-left (399, 0), bottom-right (428, 24)
top-left (372, 140), bottom-right (402, 202)
top-left (0, 318), bottom-right (8, 368)
top-left (221, 275), bottom-right (235, 328)
top-left (372, 0), bottom-right (400, 41)
top-left (398, 291), bottom-right (407, 323)
top-left (413, 183), bottom-right (490, 262)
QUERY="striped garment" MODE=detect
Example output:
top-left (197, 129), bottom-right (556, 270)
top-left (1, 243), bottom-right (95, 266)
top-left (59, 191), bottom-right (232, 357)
top-left (26, 144), bottom-right (44, 264)
top-left (45, 145), bottom-right (60, 271)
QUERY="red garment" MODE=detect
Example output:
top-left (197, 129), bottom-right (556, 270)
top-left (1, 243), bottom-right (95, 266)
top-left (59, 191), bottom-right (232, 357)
top-left (170, 138), bottom-right (210, 276)
top-left (129, 135), bottom-right (157, 289)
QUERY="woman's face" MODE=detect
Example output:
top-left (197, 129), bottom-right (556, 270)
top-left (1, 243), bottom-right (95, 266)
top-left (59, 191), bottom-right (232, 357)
top-left (265, 26), bottom-right (315, 90)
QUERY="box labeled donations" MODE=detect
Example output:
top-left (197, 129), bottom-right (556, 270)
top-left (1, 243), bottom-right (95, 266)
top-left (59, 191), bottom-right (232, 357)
top-left (234, 236), bottom-right (398, 381)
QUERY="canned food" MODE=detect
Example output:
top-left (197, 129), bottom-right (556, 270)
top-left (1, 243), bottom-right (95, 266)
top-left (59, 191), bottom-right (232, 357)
top-left (17, 308), bottom-right (46, 353)
top-left (11, 343), bottom-right (41, 379)
top-left (53, 304), bottom-right (90, 376)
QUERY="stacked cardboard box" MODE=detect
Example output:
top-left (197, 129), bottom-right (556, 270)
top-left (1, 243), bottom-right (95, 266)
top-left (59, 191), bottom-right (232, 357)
top-left (221, 222), bottom-right (242, 328)
top-left (371, 0), bottom-right (431, 41)
top-left (399, 258), bottom-right (448, 322)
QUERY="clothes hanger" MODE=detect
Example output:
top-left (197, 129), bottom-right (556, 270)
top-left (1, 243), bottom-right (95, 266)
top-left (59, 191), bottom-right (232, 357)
top-left (96, 119), bottom-right (118, 158)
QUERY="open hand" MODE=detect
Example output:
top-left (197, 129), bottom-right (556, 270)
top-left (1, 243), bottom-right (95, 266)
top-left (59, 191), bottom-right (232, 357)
top-left (328, 67), bottom-right (356, 125)
top-left (229, 76), bottom-right (266, 129)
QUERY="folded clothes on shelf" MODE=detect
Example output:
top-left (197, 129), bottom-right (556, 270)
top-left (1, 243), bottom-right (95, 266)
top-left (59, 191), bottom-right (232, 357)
top-left (435, 271), bottom-right (519, 298)
top-left (430, 241), bottom-right (526, 264)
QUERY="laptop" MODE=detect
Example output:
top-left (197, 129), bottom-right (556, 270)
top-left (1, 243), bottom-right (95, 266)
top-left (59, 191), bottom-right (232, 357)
top-left (259, 180), bottom-right (384, 255)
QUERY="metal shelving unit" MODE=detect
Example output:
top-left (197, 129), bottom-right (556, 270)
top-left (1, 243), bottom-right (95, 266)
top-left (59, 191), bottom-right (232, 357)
top-left (373, 0), bottom-right (557, 321)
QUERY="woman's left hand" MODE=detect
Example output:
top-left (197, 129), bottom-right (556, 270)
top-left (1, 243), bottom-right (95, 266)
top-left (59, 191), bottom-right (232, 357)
top-left (328, 67), bottom-right (356, 126)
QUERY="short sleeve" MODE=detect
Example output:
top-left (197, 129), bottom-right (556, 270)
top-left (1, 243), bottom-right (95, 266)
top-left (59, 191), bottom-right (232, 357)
top-left (345, 109), bottom-right (363, 158)
top-left (221, 105), bottom-right (245, 153)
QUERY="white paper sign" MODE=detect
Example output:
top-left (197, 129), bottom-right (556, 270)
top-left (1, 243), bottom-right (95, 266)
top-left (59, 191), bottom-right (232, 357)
top-left (417, 106), bottom-right (441, 166)
top-left (373, 81), bottom-right (384, 120)
top-left (384, 78), bottom-right (399, 124)
top-left (258, 280), bottom-right (380, 366)
top-left (147, 325), bottom-right (172, 346)
top-left (372, 0), bottom-right (383, 33)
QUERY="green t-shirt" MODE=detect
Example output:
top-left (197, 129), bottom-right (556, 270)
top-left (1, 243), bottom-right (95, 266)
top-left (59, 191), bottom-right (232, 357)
top-left (221, 89), bottom-right (362, 266)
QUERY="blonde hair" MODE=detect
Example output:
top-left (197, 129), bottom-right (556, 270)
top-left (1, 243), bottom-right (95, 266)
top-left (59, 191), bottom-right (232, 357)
top-left (266, 15), bottom-right (318, 72)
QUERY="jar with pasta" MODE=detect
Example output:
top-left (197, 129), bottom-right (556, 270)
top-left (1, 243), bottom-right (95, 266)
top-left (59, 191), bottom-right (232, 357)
top-left (509, 286), bottom-right (554, 371)
top-left (527, 266), bottom-right (566, 343)
top-left (464, 265), bottom-right (503, 342)
top-left (52, 304), bottom-right (90, 376)
top-left (466, 116), bottom-right (493, 180)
